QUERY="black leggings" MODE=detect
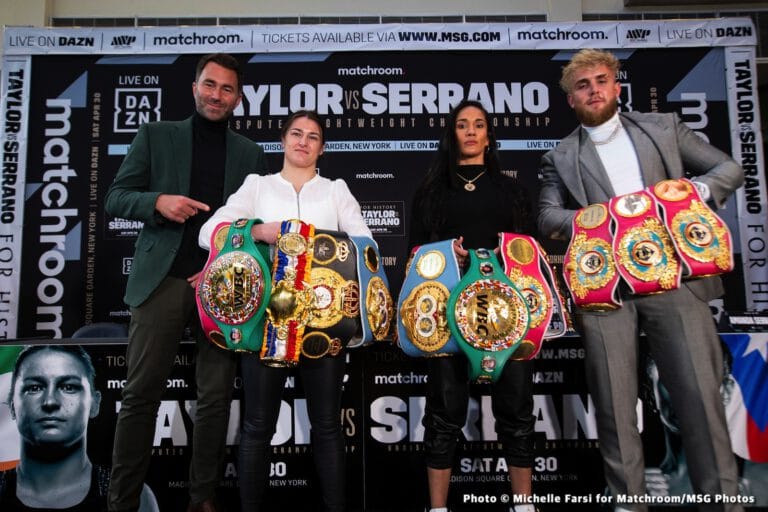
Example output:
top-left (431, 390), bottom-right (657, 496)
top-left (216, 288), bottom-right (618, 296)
top-left (238, 351), bottom-right (347, 511)
top-left (422, 355), bottom-right (535, 469)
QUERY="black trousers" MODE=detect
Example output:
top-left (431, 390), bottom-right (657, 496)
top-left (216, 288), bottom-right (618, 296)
top-left (423, 355), bottom-right (535, 469)
top-left (238, 351), bottom-right (347, 511)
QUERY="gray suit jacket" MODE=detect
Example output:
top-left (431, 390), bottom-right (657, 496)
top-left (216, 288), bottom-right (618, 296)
top-left (105, 116), bottom-right (267, 307)
top-left (537, 111), bottom-right (744, 302)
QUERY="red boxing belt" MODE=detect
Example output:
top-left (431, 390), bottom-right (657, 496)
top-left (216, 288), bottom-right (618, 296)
top-left (649, 178), bottom-right (734, 279)
top-left (499, 233), bottom-right (564, 360)
top-left (197, 222), bottom-right (231, 345)
top-left (563, 203), bottom-right (622, 311)
top-left (609, 190), bottom-right (682, 295)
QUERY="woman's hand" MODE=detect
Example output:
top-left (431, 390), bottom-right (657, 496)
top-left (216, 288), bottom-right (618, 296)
top-left (453, 236), bottom-right (469, 267)
top-left (251, 221), bottom-right (281, 244)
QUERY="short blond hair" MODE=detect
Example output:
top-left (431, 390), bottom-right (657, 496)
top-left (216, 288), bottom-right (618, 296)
top-left (559, 49), bottom-right (620, 93)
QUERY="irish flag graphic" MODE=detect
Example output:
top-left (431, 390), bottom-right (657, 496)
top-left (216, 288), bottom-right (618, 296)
top-left (0, 345), bottom-right (23, 471)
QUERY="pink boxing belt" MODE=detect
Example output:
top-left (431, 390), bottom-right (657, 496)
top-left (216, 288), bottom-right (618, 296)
top-left (649, 178), bottom-right (734, 279)
top-left (196, 222), bottom-right (232, 349)
top-left (499, 233), bottom-right (565, 360)
top-left (563, 203), bottom-right (622, 311)
top-left (609, 190), bottom-right (682, 295)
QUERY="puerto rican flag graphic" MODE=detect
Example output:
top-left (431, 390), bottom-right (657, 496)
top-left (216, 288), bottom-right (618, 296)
top-left (721, 333), bottom-right (768, 463)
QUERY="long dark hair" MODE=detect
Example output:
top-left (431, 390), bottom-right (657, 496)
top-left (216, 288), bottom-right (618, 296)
top-left (413, 100), bottom-right (508, 235)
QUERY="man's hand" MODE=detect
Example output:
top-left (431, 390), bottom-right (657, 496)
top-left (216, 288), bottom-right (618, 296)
top-left (453, 236), bottom-right (469, 267)
top-left (155, 194), bottom-right (210, 223)
top-left (187, 270), bottom-right (202, 288)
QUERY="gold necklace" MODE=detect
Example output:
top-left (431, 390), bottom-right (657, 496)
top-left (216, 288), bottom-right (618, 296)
top-left (456, 170), bottom-right (486, 191)
top-left (591, 123), bottom-right (622, 146)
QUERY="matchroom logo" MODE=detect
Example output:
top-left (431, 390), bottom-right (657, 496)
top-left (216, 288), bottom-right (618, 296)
top-left (113, 88), bottom-right (162, 133)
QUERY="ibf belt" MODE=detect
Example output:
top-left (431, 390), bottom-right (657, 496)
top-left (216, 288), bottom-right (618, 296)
top-left (196, 218), bottom-right (271, 352)
top-left (499, 233), bottom-right (566, 361)
top-left (650, 178), bottom-right (734, 278)
top-left (262, 219), bottom-right (316, 367)
top-left (609, 190), bottom-right (682, 295)
top-left (397, 239), bottom-right (461, 357)
top-left (301, 230), bottom-right (360, 358)
top-left (350, 236), bottom-right (393, 347)
top-left (448, 249), bottom-right (530, 383)
top-left (563, 203), bottom-right (622, 311)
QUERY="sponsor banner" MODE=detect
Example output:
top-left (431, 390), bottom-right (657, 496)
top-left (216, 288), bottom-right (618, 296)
top-left (726, 47), bottom-right (768, 310)
top-left (2, 19), bottom-right (756, 55)
top-left (0, 57), bottom-right (30, 340)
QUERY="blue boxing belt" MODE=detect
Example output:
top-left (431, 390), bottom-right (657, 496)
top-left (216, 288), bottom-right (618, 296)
top-left (396, 239), bottom-right (462, 357)
top-left (349, 236), bottom-right (394, 347)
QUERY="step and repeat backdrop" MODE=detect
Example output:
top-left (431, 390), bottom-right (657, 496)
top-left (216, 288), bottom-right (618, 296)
top-left (0, 18), bottom-right (766, 511)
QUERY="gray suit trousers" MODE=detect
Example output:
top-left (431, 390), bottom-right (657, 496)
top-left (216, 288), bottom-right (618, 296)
top-left (576, 285), bottom-right (741, 512)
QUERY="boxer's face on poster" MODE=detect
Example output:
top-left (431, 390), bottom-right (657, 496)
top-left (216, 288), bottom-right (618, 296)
top-left (11, 350), bottom-right (99, 448)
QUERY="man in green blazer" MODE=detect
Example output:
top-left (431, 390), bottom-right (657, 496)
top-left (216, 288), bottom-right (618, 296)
top-left (105, 53), bottom-right (267, 512)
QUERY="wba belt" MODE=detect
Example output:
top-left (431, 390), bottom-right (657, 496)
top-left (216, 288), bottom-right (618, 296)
top-left (564, 203), bottom-right (622, 311)
top-left (448, 249), bottom-right (530, 383)
top-left (301, 230), bottom-right (361, 359)
top-left (350, 236), bottom-right (393, 347)
top-left (196, 218), bottom-right (271, 352)
top-left (649, 178), bottom-right (734, 278)
top-left (499, 233), bottom-right (566, 360)
top-left (397, 239), bottom-right (462, 357)
top-left (610, 190), bottom-right (682, 295)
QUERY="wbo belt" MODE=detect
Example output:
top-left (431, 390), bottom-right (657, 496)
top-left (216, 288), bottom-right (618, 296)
top-left (397, 239), bottom-right (462, 357)
top-left (564, 203), bottom-right (622, 311)
top-left (448, 248), bottom-right (530, 383)
top-left (610, 190), bottom-right (682, 295)
top-left (649, 178), bottom-right (733, 279)
top-left (349, 236), bottom-right (394, 347)
top-left (499, 233), bottom-right (566, 360)
top-left (196, 218), bottom-right (271, 352)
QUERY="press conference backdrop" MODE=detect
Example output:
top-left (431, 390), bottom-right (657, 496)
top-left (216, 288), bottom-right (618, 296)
top-left (0, 17), bottom-right (766, 511)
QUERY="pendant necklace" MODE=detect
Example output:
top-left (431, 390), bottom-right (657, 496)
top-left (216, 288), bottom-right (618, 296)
top-left (456, 170), bottom-right (486, 192)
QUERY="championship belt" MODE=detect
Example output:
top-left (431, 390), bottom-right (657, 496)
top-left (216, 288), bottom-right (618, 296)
top-left (196, 218), bottom-right (271, 352)
top-left (563, 203), bottom-right (622, 311)
top-left (301, 231), bottom-right (360, 358)
top-left (609, 191), bottom-right (682, 295)
top-left (350, 236), bottom-right (393, 347)
top-left (397, 239), bottom-right (462, 357)
top-left (261, 219), bottom-right (316, 367)
top-left (649, 178), bottom-right (734, 278)
top-left (499, 233), bottom-right (566, 361)
top-left (448, 249), bottom-right (530, 383)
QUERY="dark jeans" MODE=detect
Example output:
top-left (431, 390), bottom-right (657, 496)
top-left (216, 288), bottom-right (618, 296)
top-left (108, 277), bottom-right (239, 511)
top-left (239, 351), bottom-right (347, 512)
top-left (423, 355), bottom-right (535, 469)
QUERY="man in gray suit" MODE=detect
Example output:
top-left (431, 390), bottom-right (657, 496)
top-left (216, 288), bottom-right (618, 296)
top-left (538, 49), bottom-right (743, 511)
top-left (105, 53), bottom-right (267, 512)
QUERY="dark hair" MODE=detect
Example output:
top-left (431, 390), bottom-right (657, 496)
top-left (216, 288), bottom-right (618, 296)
top-left (413, 100), bottom-right (505, 234)
top-left (280, 110), bottom-right (325, 144)
top-left (195, 53), bottom-right (244, 93)
top-left (7, 345), bottom-right (97, 405)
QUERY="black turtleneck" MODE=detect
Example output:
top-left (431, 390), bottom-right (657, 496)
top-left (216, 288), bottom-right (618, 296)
top-left (168, 112), bottom-right (228, 278)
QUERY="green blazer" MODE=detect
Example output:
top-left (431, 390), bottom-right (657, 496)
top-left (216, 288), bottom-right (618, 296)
top-left (105, 116), bottom-right (267, 307)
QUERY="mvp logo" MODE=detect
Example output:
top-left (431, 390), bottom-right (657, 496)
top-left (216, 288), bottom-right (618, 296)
top-left (626, 29), bottom-right (651, 40)
top-left (111, 35), bottom-right (137, 47)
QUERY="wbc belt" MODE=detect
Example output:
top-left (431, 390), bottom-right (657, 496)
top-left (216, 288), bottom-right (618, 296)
top-left (448, 248), bottom-right (530, 383)
top-left (610, 191), bottom-right (682, 295)
top-left (262, 219), bottom-right (316, 367)
top-left (397, 239), bottom-right (462, 357)
top-left (564, 203), bottom-right (622, 311)
top-left (300, 230), bottom-right (360, 359)
top-left (500, 233), bottom-right (566, 360)
top-left (649, 178), bottom-right (734, 278)
top-left (350, 236), bottom-right (393, 347)
top-left (196, 218), bottom-right (271, 352)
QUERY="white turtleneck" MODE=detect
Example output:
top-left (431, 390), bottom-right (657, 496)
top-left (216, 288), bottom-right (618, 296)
top-left (584, 112), bottom-right (644, 196)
